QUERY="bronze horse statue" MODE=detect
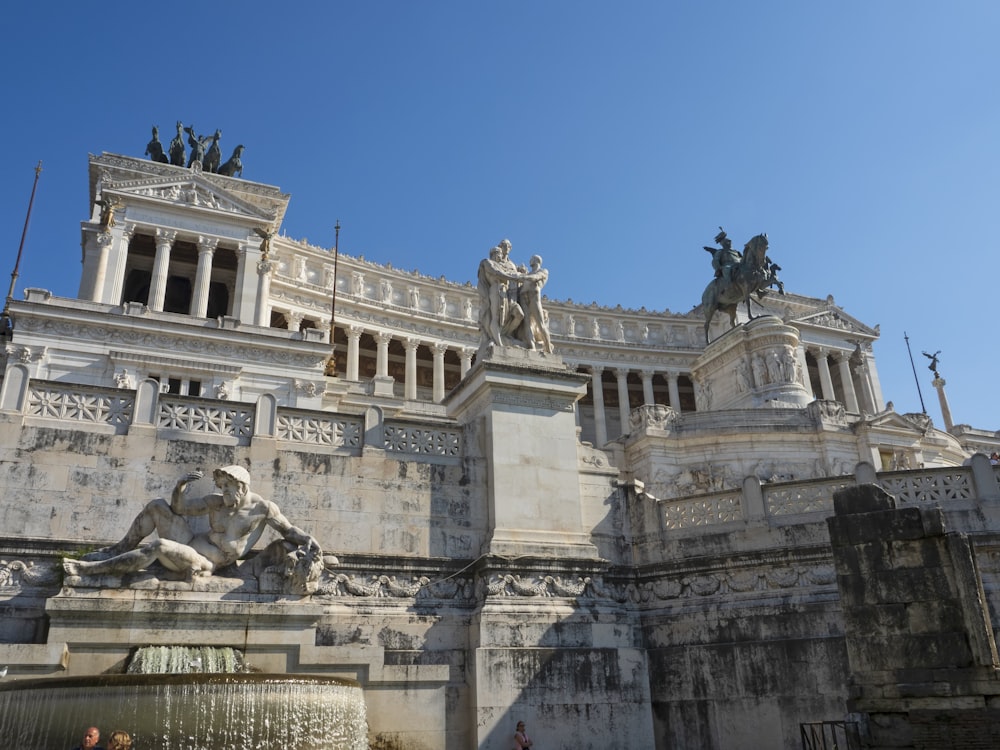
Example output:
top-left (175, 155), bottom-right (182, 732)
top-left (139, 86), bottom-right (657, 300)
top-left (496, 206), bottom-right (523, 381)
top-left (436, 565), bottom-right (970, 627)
top-left (218, 145), bottom-right (244, 178)
top-left (701, 233), bottom-right (783, 342)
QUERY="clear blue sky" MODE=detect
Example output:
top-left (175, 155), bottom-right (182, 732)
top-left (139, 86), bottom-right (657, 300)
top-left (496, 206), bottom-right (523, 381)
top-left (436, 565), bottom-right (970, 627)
top-left (2, 2), bottom-right (998, 432)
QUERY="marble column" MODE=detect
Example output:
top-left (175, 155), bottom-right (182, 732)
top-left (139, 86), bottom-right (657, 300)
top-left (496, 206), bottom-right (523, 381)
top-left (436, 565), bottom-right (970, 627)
top-left (854, 357), bottom-right (876, 415)
top-left (459, 348), bottom-right (474, 378)
top-left (234, 236), bottom-right (266, 324)
top-left (190, 236), bottom-right (218, 318)
top-left (78, 229), bottom-right (112, 302)
top-left (667, 372), bottom-right (681, 413)
top-left (615, 368), bottom-right (630, 435)
top-left (814, 348), bottom-right (836, 401)
top-left (640, 369), bottom-right (655, 406)
top-left (346, 325), bottom-right (362, 382)
top-left (103, 223), bottom-right (135, 305)
top-left (933, 376), bottom-right (954, 431)
top-left (285, 312), bottom-right (303, 331)
top-left (590, 366), bottom-right (608, 447)
top-left (375, 332), bottom-right (392, 378)
top-left (254, 257), bottom-right (275, 327)
top-left (432, 342), bottom-right (447, 403)
top-left (148, 228), bottom-right (176, 312)
top-left (835, 353), bottom-right (860, 413)
top-left (404, 338), bottom-right (419, 401)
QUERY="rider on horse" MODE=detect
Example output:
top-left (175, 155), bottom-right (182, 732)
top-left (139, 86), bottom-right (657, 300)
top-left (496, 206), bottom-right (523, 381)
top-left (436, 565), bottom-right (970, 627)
top-left (704, 228), bottom-right (742, 284)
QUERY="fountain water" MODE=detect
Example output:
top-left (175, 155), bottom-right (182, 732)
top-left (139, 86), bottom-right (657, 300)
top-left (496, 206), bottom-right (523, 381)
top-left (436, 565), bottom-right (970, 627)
top-left (0, 647), bottom-right (368, 749)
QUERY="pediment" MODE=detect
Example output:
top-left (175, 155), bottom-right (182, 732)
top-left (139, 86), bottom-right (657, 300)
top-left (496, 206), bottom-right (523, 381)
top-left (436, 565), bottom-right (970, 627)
top-left (89, 153), bottom-right (289, 227)
top-left (792, 307), bottom-right (877, 337)
top-left (104, 172), bottom-right (276, 222)
top-left (861, 409), bottom-right (932, 433)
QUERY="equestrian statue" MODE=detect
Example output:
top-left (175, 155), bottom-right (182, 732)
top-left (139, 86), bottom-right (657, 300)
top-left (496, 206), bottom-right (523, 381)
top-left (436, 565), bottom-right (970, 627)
top-left (701, 228), bottom-right (783, 343)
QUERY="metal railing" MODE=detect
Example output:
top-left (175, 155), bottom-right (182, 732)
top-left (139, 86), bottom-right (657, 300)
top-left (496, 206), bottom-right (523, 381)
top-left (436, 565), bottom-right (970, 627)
top-left (800, 720), bottom-right (862, 750)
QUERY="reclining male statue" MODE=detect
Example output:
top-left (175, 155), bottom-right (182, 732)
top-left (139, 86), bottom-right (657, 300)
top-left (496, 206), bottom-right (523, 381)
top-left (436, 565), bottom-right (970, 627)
top-left (64, 466), bottom-right (326, 592)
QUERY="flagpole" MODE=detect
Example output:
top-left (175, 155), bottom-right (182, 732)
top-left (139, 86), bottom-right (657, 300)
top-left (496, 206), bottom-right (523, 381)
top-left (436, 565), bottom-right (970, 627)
top-left (903, 331), bottom-right (927, 414)
top-left (4, 161), bottom-right (43, 334)
top-left (325, 220), bottom-right (341, 376)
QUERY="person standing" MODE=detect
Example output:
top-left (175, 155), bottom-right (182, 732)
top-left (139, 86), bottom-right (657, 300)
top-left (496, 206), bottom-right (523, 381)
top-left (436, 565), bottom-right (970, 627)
top-left (71, 726), bottom-right (103, 750)
top-left (513, 720), bottom-right (533, 749)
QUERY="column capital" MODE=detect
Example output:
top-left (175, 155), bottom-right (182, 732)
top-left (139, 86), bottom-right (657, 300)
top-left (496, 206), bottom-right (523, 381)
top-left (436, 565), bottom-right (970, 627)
top-left (196, 235), bottom-right (220, 251)
top-left (403, 337), bottom-right (420, 352)
top-left (613, 367), bottom-right (630, 380)
top-left (431, 342), bottom-right (449, 356)
top-left (375, 331), bottom-right (393, 346)
top-left (347, 324), bottom-right (364, 340)
top-left (257, 259), bottom-right (275, 276)
top-left (155, 227), bottom-right (177, 244)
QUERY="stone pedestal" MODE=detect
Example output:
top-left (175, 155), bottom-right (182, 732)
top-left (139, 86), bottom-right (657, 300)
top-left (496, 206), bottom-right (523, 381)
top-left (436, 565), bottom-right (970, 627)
top-left (693, 315), bottom-right (811, 410)
top-left (445, 346), bottom-right (597, 560)
top-left (828, 484), bottom-right (1000, 749)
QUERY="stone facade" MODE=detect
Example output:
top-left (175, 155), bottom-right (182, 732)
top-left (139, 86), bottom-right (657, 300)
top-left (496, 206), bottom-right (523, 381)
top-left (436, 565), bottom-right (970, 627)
top-left (1, 153), bottom-right (999, 749)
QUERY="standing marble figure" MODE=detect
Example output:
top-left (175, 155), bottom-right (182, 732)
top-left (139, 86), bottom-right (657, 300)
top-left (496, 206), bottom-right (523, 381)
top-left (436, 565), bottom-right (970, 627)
top-left (476, 239), bottom-right (555, 353)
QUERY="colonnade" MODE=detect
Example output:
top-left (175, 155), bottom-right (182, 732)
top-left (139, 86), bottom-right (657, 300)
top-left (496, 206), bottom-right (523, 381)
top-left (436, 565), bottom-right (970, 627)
top-left (803, 345), bottom-right (880, 415)
top-left (79, 224), bottom-right (881, 420)
top-left (580, 365), bottom-right (690, 446)
top-left (80, 224), bottom-right (264, 324)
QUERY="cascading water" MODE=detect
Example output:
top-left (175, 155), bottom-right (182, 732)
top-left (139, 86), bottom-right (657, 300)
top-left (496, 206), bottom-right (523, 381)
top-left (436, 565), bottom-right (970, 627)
top-left (0, 647), bottom-right (368, 750)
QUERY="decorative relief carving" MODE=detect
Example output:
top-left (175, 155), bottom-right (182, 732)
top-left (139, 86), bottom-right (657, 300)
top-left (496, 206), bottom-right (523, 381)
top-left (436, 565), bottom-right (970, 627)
top-left (765, 480), bottom-right (850, 516)
top-left (485, 573), bottom-right (591, 598)
top-left (629, 404), bottom-right (679, 432)
top-left (878, 470), bottom-right (973, 505)
top-left (16, 318), bottom-right (325, 370)
top-left (488, 391), bottom-right (576, 413)
top-left (315, 573), bottom-right (475, 602)
top-left (0, 560), bottom-right (61, 591)
top-left (27, 384), bottom-right (134, 428)
top-left (383, 424), bottom-right (462, 456)
top-left (276, 412), bottom-right (362, 447)
top-left (157, 397), bottom-right (254, 441)
top-left (662, 493), bottom-right (743, 529)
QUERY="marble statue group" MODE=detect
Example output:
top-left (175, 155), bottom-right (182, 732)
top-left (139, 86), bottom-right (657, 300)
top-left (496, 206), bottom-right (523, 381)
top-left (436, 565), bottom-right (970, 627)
top-left (477, 239), bottom-right (553, 354)
top-left (64, 466), bottom-right (327, 594)
top-left (145, 122), bottom-right (244, 177)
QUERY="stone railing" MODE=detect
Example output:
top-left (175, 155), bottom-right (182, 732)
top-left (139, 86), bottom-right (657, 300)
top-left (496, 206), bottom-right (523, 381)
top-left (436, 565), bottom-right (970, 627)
top-left (158, 395), bottom-right (255, 443)
top-left (275, 408), bottom-right (364, 449)
top-left (0, 369), bottom-right (461, 460)
top-left (654, 457), bottom-right (1000, 534)
top-left (23, 381), bottom-right (135, 435)
top-left (383, 421), bottom-right (463, 457)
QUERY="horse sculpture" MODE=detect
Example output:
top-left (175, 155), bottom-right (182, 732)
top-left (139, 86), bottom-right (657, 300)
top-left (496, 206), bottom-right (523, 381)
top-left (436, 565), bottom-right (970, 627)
top-left (218, 145), bottom-right (244, 178)
top-left (203, 129), bottom-right (223, 173)
top-left (701, 232), bottom-right (783, 343)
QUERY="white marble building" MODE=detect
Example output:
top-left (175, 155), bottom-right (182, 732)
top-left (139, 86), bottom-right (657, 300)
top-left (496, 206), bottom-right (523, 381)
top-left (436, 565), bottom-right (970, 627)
top-left (1, 152), bottom-right (998, 749)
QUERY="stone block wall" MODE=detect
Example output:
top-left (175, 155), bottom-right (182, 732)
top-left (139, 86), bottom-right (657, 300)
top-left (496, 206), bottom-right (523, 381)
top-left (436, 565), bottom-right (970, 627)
top-left (828, 483), bottom-right (1000, 749)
